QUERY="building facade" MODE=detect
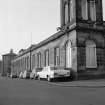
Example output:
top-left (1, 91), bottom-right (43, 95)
top-left (12, 0), bottom-right (105, 80)
top-left (2, 50), bottom-right (17, 76)
top-left (0, 60), bottom-right (2, 74)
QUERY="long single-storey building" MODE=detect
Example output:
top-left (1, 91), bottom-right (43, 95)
top-left (11, 0), bottom-right (105, 80)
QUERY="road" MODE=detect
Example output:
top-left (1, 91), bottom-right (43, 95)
top-left (0, 77), bottom-right (105, 105)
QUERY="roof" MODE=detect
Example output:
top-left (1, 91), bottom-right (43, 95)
top-left (13, 23), bottom-right (76, 58)
top-left (2, 52), bottom-right (17, 56)
top-left (15, 30), bottom-right (65, 58)
top-left (10, 20), bottom-right (105, 60)
top-left (31, 31), bottom-right (63, 51)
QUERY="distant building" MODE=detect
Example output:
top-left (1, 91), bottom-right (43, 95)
top-left (2, 49), bottom-right (17, 76)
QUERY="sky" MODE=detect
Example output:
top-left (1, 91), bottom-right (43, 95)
top-left (0, 0), bottom-right (105, 60)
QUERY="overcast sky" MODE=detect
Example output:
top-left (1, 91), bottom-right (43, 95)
top-left (0, 0), bottom-right (105, 60)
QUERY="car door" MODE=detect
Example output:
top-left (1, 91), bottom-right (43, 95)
top-left (43, 69), bottom-right (48, 78)
top-left (40, 70), bottom-right (46, 78)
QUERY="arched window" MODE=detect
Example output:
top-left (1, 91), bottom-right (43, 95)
top-left (66, 40), bottom-right (72, 68)
top-left (86, 40), bottom-right (97, 68)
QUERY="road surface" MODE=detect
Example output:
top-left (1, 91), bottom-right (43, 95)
top-left (0, 77), bottom-right (105, 105)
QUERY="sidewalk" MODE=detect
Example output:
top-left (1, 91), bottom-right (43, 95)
top-left (51, 79), bottom-right (105, 88)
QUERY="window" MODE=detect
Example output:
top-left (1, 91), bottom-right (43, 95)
top-left (20, 59), bottom-right (22, 71)
top-left (55, 48), bottom-right (60, 66)
top-left (89, 0), bottom-right (96, 21)
top-left (64, 0), bottom-right (74, 24)
top-left (65, 3), bottom-right (69, 24)
top-left (81, 0), bottom-right (96, 21)
top-left (70, 0), bottom-right (74, 21)
top-left (66, 40), bottom-right (72, 68)
top-left (23, 58), bottom-right (25, 70)
top-left (32, 54), bottom-right (35, 70)
top-left (86, 40), bottom-right (97, 68)
top-left (27, 56), bottom-right (29, 70)
top-left (45, 50), bottom-right (49, 66)
top-left (37, 53), bottom-right (41, 68)
top-left (81, 0), bottom-right (88, 20)
top-left (25, 57), bottom-right (27, 70)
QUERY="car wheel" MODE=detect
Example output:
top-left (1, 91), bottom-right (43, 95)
top-left (47, 76), bottom-right (51, 82)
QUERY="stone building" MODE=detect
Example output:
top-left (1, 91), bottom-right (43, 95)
top-left (0, 60), bottom-right (2, 74)
top-left (2, 49), bottom-right (17, 76)
top-left (59, 0), bottom-right (105, 79)
top-left (12, 0), bottom-right (105, 80)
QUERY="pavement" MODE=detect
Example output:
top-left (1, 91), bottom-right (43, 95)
top-left (49, 79), bottom-right (105, 88)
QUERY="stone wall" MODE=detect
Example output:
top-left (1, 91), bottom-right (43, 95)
top-left (77, 29), bottom-right (105, 79)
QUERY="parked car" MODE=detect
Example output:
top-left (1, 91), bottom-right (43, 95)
top-left (7, 73), bottom-right (11, 77)
top-left (19, 72), bottom-right (23, 79)
top-left (23, 70), bottom-right (30, 79)
top-left (10, 73), bottom-right (17, 78)
top-left (37, 66), bottom-right (70, 82)
top-left (30, 68), bottom-right (37, 79)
